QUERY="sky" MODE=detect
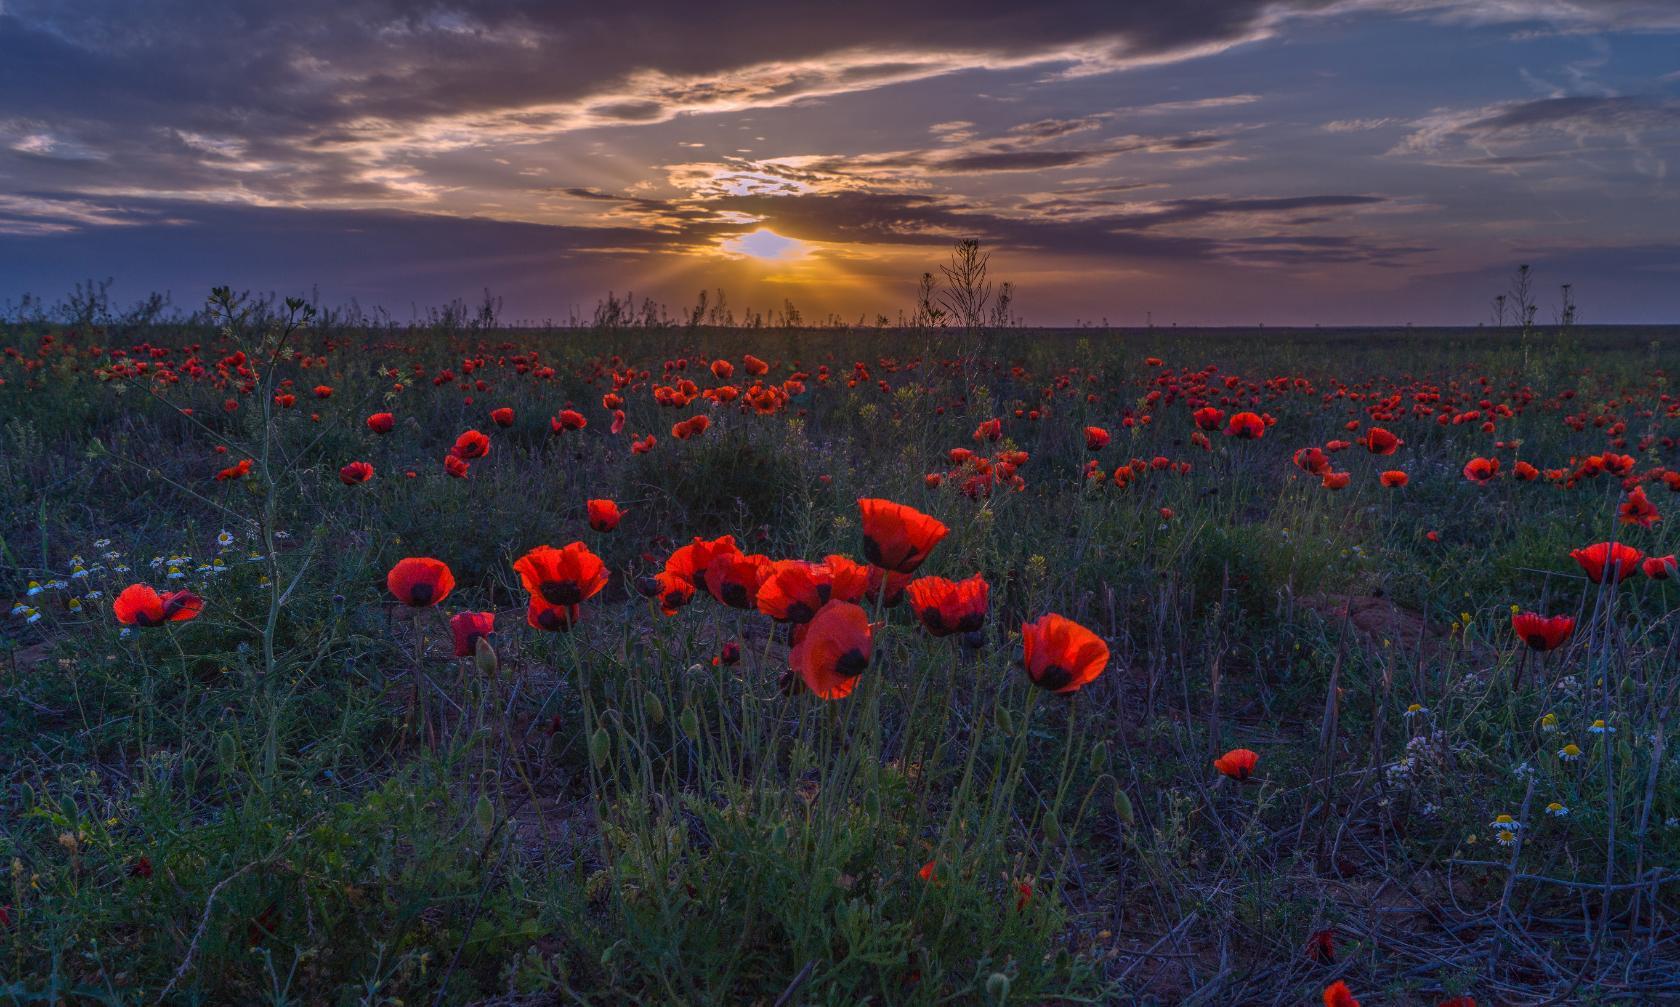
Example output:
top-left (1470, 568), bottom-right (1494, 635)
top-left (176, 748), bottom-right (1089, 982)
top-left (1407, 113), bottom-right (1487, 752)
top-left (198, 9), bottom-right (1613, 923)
top-left (2, 1), bottom-right (1678, 326)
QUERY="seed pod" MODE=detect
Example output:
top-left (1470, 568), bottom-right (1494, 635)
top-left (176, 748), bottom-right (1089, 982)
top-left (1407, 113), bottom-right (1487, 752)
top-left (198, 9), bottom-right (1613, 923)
top-left (995, 704), bottom-right (1016, 735)
top-left (474, 636), bottom-right (499, 677)
top-left (474, 794), bottom-right (495, 835)
top-left (1042, 810), bottom-right (1062, 844)
top-left (985, 972), bottom-right (1011, 1002)
top-left (1089, 741), bottom-right (1108, 775)
top-left (679, 705), bottom-right (701, 739)
top-left (589, 726), bottom-right (611, 767)
top-left (1112, 786), bottom-right (1135, 828)
top-left (644, 691), bottom-right (665, 724)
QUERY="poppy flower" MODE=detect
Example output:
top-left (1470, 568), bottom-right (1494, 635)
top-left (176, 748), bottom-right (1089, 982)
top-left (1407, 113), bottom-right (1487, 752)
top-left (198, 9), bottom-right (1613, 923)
top-left (526, 597), bottom-right (579, 632)
top-left (905, 573), bottom-right (989, 637)
top-left (339, 461), bottom-right (373, 485)
top-left (1193, 406), bottom-right (1225, 431)
top-left (1323, 981), bottom-right (1360, 1007)
top-left (366, 412), bottom-right (394, 434)
top-left (1293, 446), bottom-right (1331, 476)
top-left (1462, 457), bottom-right (1499, 483)
top-left (452, 430), bottom-right (490, 460)
top-left (715, 641), bottom-right (741, 665)
top-left (587, 498), bottom-right (621, 532)
top-left (1379, 469), bottom-right (1408, 488)
top-left (866, 565), bottom-right (912, 607)
top-left (387, 558), bottom-right (454, 607)
top-left (1437, 999), bottom-right (1476, 1007)
top-left (672, 415), bottom-right (710, 439)
top-left (444, 454), bottom-right (470, 478)
top-left (704, 552), bottom-right (772, 609)
top-left (1084, 426), bottom-right (1110, 450)
top-left (1225, 412), bottom-right (1265, 439)
top-left (743, 353), bottom-right (769, 376)
top-left (1213, 748), bottom-right (1259, 781)
top-left (490, 407), bottom-right (514, 428)
top-left (1571, 541), bottom-right (1644, 584)
top-left (789, 600), bottom-right (873, 700)
top-left (917, 860), bottom-right (937, 882)
top-left (638, 570), bottom-right (696, 616)
top-left (1305, 928), bottom-right (1335, 964)
top-left (552, 409), bottom-right (587, 432)
top-left (1363, 427), bottom-right (1402, 455)
top-left (823, 555), bottom-right (873, 603)
top-left (450, 611), bottom-right (495, 658)
top-left (858, 498), bottom-right (949, 574)
top-left (973, 418), bottom-right (1002, 442)
top-left (215, 458), bottom-right (253, 481)
top-left (313, 385), bottom-right (333, 399)
top-left (1511, 611), bottom-right (1574, 651)
top-left (112, 584), bottom-right (203, 626)
top-left (1619, 486), bottom-right (1660, 527)
top-left (513, 543), bottom-right (609, 607)
top-left (757, 559), bottom-right (837, 623)
top-left (1321, 471), bottom-right (1350, 491)
top-left (664, 535), bottom-right (742, 586)
top-left (1021, 613), bottom-right (1108, 693)
top-left (1643, 554), bottom-right (1677, 580)
top-left (1513, 460), bottom-right (1539, 481)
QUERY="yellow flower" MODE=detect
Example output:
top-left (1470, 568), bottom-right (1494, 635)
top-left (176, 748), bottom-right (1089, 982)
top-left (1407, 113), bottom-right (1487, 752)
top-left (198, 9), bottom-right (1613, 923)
top-left (1558, 743), bottom-right (1582, 761)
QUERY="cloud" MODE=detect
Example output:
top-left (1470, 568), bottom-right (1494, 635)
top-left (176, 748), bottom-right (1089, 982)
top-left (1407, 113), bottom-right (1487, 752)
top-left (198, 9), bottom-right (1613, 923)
top-left (1392, 95), bottom-right (1680, 175)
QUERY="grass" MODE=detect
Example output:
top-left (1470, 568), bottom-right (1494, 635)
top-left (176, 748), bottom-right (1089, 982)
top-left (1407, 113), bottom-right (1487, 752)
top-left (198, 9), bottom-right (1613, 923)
top-left (1, 299), bottom-right (1677, 1005)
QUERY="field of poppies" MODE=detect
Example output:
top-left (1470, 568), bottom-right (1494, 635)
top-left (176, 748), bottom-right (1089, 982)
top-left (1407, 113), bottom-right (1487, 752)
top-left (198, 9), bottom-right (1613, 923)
top-left (1, 295), bottom-right (1677, 1005)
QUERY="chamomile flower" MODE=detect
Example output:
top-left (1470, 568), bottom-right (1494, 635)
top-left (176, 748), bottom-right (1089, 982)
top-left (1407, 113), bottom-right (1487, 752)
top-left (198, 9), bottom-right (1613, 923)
top-left (85, 590), bottom-right (102, 600)
top-left (113, 564), bottom-right (130, 574)
top-left (165, 566), bottom-right (185, 581)
top-left (26, 581), bottom-right (43, 597)
top-left (1589, 719), bottom-right (1614, 734)
top-left (1489, 813), bottom-right (1522, 832)
top-left (66, 598), bottom-right (82, 612)
top-left (70, 566), bottom-right (89, 580)
top-left (1404, 703), bottom-right (1428, 719)
top-left (93, 538), bottom-right (110, 549)
top-left (1557, 743), bottom-right (1583, 761)
top-left (10, 603), bottom-right (30, 617)
top-left (217, 530), bottom-right (235, 548)
top-left (1539, 712), bottom-right (1559, 733)
top-left (1546, 803), bottom-right (1568, 817)
top-left (1496, 828), bottom-right (1518, 847)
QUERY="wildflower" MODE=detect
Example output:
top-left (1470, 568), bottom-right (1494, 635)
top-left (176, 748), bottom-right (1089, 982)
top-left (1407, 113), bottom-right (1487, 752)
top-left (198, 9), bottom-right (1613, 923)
top-left (451, 429), bottom-right (490, 460)
top-left (1589, 719), bottom-right (1614, 734)
top-left (1511, 611), bottom-right (1574, 651)
top-left (586, 498), bottom-right (622, 533)
top-left (1404, 703), bottom-right (1427, 719)
top-left (1618, 486), bottom-right (1660, 527)
top-left (789, 600), bottom-right (873, 700)
top-left (917, 859), bottom-right (937, 882)
top-left (1084, 426), bottom-right (1110, 450)
top-left (489, 406), bottom-right (514, 428)
top-left (637, 570), bottom-right (695, 616)
top-left (715, 641), bottom-right (741, 665)
top-left (1305, 928), bottom-right (1335, 964)
top-left (552, 408), bottom-right (587, 432)
top-left (703, 552), bottom-right (772, 610)
top-left (857, 498), bottom-right (948, 574)
top-left (366, 412), bottom-right (395, 434)
top-left (338, 461), bottom-right (374, 485)
top-left (1643, 554), bottom-right (1677, 580)
top-left (513, 543), bottom-right (608, 607)
top-left (217, 530), bottom-right (235, 548)
top-left (1321, 471), bottom-right (1350, 491)
top-left (1213, 748), bottom-right (1260, 781)
top-left (1363, 426), bottom-right (1402, 455)
top-left (1225, 411), bottom-right (1265, 439)
top-left (386, 558), bottom-right (454, 607)
top-left (663, 536), bottom-right (742, 587)
top-left (905, 573), bottom-right (989, 637)
top-left (443, 454), bottom-right (470, 478)
top-left (1489, 813), bottom-right (1521, 832)
top-left (1546, 802), bottom-right (1568, 817)
top-left (1193, 406), bottom-right (1225, 431)
top-left (1557, 742), bottom-right (1582, 761)
top-left (1570, 542), bottom-right (1643, 584)
top-left (1540, 712), bottom-right (1559, 732)
top-left (1496, 829), bottom-right (1518, 847)
top-left (1323, 980), bottom-right (1360, 1007)
top-left (1462, 457), bottom-right (1499, 483)
top-left (112, 584), bottom-right (203, 626)
top-left (1379, 469), bottom-right (1409, 488)
top-left (1020, 614), bottom-right (1109, 693)
top-left (450, 611), bottom-right (495, 658)
top-left (526, 597), bottom-right (579, 632)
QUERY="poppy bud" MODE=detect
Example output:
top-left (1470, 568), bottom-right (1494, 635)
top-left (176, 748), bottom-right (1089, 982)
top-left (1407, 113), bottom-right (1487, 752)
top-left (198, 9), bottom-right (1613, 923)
top-left (679, 705), bottom-right (701, 740)
top-left (1112, 787), bottom-right (1135, 828)
top-left (589, 726), bottom-right (611, 767)
top-left (474, 636), bottom-right (498, 677)
top-left (986, 974), bottom-right (1010, 1002)
top-left (216, 732), bottom-right (239, 768)
top-left (1089, 741), bottom-right (1108, 775)
top-left (1042, 809), bottom-right (1062, 844)
top-left (474, 794), bottom-right (495, 836)
top-left (644, 691), bottom-right (665, 724)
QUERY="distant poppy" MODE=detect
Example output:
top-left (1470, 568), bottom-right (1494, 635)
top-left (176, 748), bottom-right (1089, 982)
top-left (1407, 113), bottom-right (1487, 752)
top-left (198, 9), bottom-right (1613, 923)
top-left (1213, 748), bottom-right (1259, 781)
top-left (1571, 541), bottom-right (1644, 584)
top-left (1511, 611), bottom-right (1574, 651)
top-left (387, 558), bottom-right (454, 607)
top-left (664, 535), bottom-right (742, 587)
top-left (1643, 554), bottom-right (1677, 580)
top-left (587, 498), bottom-right (622, 532)
top-left (444, 454), bottom-right (470, 478)
top-left (1513, 460), bottom-right (1539, 481)
top-left (490, 407), bottom-right (514, 427)
top-left (1225, 412), bottom-right (1265, 439)
top-left (1363, 426), bottom-right (1402, 455)
top-left (526, 597), bottom-right (579, 632)
top-left (215, 458), bottom-right (253, 481)
top-left (339, 461), bottom-right (373, 485)
top-left (858, 498), bottom-right (949, 574)
top-left (1323, 981), bottom-right (1360, 1007)
top-left (743, 353), bottom-right (769, 375)
top-left (553, 408), bottom-right (587, 432)
top-left (1084, 426), bottom-right (1110, 450)
top-left (1193, 406), bottom-right (1225, 431)
top-left (918, 859), bottom-right (937, 882)
top-left (1321, 471), bottom-right (1350, 491)
top-left (704, 552), bottom-right (772, 609)
top-left (1462, 457), bottom-right (1499, 483)
top-left (672, 414), bottom-right (710, 439)
top-left (113, 584), bottom-right (203, 626)
top-left (905, 573), bottom-right (989, 637)
top-left (1293, 446), bottom-right (1331, 475)
top-left (638, 570), bottom-right (696, 616)
top-left (313, 385), bottom-right (333, 399)
top-left (450, 611), bottom-right (495, 657)
top-left (789, 600), bottom-right (873, 700)
top-left (1305, 928), bottom-right (1335, 964)
top-left (452, 430), bottom-right (490, 460)
top-left (1021, 613), bottom-right (1108, 693)
top-left (513, 543), bottom-right (608, 607)
top-left (1379, 469), bottom-right (1408, 488)
top-left (973, 418), bottom-right (1002, 442)
top-left (1618, 486), bottom-right (1660, 527)
top-left (366, 412), bottom-right (394, 434)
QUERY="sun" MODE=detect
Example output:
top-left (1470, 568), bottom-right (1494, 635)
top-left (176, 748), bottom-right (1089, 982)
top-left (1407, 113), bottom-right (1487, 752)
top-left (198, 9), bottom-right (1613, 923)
top-left (720, 227), bottom-right (807, 261)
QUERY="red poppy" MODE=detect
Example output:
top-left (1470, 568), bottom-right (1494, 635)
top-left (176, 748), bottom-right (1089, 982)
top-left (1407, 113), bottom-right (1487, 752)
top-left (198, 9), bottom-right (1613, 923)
top-left (215, 458), bottom-right (253, 481)
top-left (1213, 748), bottom-right (1259, 781)
top-left (917, 859), bottom-right (937, 883)
top-left (450, 611), bottom-right (495, 658)
top-left (756, 559), bottom-right (838, 623)
top-left (789, 600), bottom-right (873, 700)
top-left (823, 555), bottom-right (873, 603)
top-left (386, 557), bottom-right (454, 607)
top-left (1571, 541), bottom-right (1644, 584)
top-left (1321, 471), bottom-right (1350, 491)
top-left (1363, 426), bottom-right (1402, 455)
top-left (1437, 998), bottom-right (1477, 1007)
top-left (672, 414), bottom-right (710, 439)
top-left (1378, 469), bottom-right (1408, 488)
top-left (905, 573), bottom-right (989, 637)
top-left (1643, 554), bottom-right (1677, 580)
top-left (451, 429), bottom-right (490, 460)
top-left (366, 412), bottom-right (395, 434)
top-left (313, 384), bottom-right (333, 399)
top-left (1021, 614), bottom-right (1108, 693)
top-left (443, 454), bottom-right (470, 478)
top-left (1462, 456), bottom-right (1499, 483)
top-left (587, 498), bottom-right (621, 532)
top-left (704, 552), bottom-right (772, 609)
top-left (1084, 426), bottom-right (1110, 450)
top-left (1225, 412), bottom-right (1265, 439)
top-left (973, 418), bottom-right (1002, 443)
top-left (858, 498), bottom-right (949, 574)
top-left (1511, 611), bottom-right (1573, 651)
top-left (1193, 406), bottom-right (1225, 431)
top-left (274, 393), bottom-right (296, 409)
top-left (1619, 486), bottom-right (1660, 527)
top-left (1014, 881), bottom-right (1033, 911)
top-left (112, 584), bottom-right (203, 626)
top-left (490, 406), bottom-right (514, 428)
top-left (339, 461), bottom-right (373, 485)
top-left (1513, 460), bottom-right (1539, 481)
top-left (526, 597), bottom-right (579, 632)
top-left (664, 535), bottom-right (742, 586)
top-left (1305, 928), bottom-right (1335, 964)
top-left (866, 565), bottom-right (912, 607)
top-left (1293, 446), bottom-right (1331, 475)
top-left (1323, 981), bottom-right (1360, 1007)
top-left (552, 408), bottom-right (587, 432)
top-left (743, 353), bottom-right (769, 376)
top-left (513, 543), bottom-right (608, 606)
top-left (638, 569), bottom-right (696, 616)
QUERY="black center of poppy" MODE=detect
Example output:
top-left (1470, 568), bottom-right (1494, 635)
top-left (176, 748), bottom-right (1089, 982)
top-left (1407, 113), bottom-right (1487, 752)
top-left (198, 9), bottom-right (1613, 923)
top-left (134, 611), bottom-right (158, 627)
top-left (721, 583), bottom-right (749, 608)
top-left (410, 583), bottom-right (433, 606)
top-left (1527, 633), bottom-right (1548, 650)
top-left (536, 606), bottom-right (573, 631)
top-left (785, 602), bottom-right (814, 623)
top-left (836, 650), bottom-right (868, 678)
top-left (541, 581), bottom-right (582, 606)
top-left (1034, 664), bottom-right (1072, 691)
